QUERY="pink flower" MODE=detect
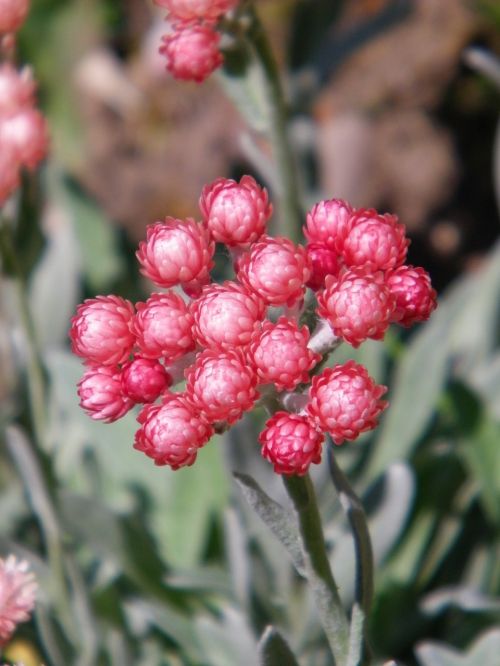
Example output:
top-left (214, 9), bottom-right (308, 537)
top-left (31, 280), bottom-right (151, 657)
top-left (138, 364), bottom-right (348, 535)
top-left (0, 0), bottom-right (29, 34)
top-left (70, 295), bottom-right (135, 366)
top-left (0, 64), bottom-right (35, 116)
top-left (387, 265), bottom-right (437, 327)
top-left (0, 144), bottom-right (19, 205)
top-left (156, 0), bottom-right (238, 21)
top-left (121, 357), bottom-right (171, 403)
top-left (132, 292), bottom-right (195, 361)
top-left (249, 317), bottom-right (320, 391)
top-left (342, 209), bottom-right (409, 272)
top-left (305, 242), bottom-right (341, 291)
top-left (317, 271), bottom-right (395, 348)
top-left (0, 108), bottom-right (48, 170)
top-left (78, 365), bottom-right (134, 422)
top-left (307, 361), bottom-right (388, 444)
top-left (259, 412), bottom-right (324, 475)
top-left (159, 23), bottom-right (223, 83)
top-left (200, 175), bottom-right (272, 246)
top-left (237, 236), bottom-right (311, 306)
top-left (191, 281), bottom-right (266, 350)
top-left (303, 198), bottom-right (353, 253)
top-left (0, 555), bottom-right (37, 645)
top-left (185, 348), bottom-right (258, 424)
top-left (136, 217), bottom-right (214, 295)
top-left (134, 394), bottom-right (213, 469)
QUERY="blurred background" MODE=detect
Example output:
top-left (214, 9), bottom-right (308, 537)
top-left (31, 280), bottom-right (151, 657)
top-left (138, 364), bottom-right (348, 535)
top-left (1, 0), bottom-right (500, 664)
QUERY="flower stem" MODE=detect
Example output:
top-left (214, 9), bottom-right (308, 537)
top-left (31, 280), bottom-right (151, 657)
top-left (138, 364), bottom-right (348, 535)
top-left (245, 4), bottom-right (303, 242)
top-left (282, 473), bottom-right (350, 665)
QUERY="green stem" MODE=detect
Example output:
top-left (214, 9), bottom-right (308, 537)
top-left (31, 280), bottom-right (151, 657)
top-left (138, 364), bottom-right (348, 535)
top-left (327, 443), bottom-right (374, 664)
top-left (283, 474), bottom-right (350, 665)
top-left (245, 4), bottom-right (303, 241)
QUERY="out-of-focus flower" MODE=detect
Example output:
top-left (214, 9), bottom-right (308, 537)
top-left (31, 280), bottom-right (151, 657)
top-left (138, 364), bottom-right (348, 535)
top-left (0, 555), bottom-right (37, 645)
top-left (0, 0), bottom-right (29, 34)
top-left (0, 108), bottom-right (48, 171)
top-left (0, 64), bottom-right (34, 116)
top-left (156, 0), bottom-right (238, 22)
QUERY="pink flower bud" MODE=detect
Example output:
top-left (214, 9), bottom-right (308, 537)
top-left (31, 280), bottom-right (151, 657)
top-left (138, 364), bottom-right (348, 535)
top-left (0, 108), bottom-right (48, 170)
top-left (0, 555), bottom-right (37, 645)
top-left (249, 316), bottom-right (320, 391)
top-left (70, 295), bottom-right (135, 366)
top-left (259, 412), bottom-right (324, 476)
top-left (387, 265), bottom-right (437, 327)
top-left (342, 209), bottom-right (409, 272)
top-left (185, 348), bottom-right (259, 424)
top-left (304, 198), bottom-right (353, 253)
top-left (0, 64), bottom-right (35, 116)
top-left (159, 23), bottom-right (223, 83)
top-left (0, 0), bottom-right (29, 34)
top-left (134, 394), bottom-right (213, 469)
top-left (317, 270), bottom-right (395, 348)
top-left (305, 242), bottom-right (341, 291)
top-left (136, 217), bottom-right (214, 295)
top-left (132, 292), bottom-right (195, 361)
top-left (121, 357), bottom-right (171, 403)
top-left (78, 365), bottom-right (134, 422)
top-left (0, 144), bottom-right (19, 205)
top-left (237, 236), bottom-right (311, 306)
top-left (155, 0), bottom-right (238, 21)
top-left (200, 175), bottom-right (272, 246)
top-left (307, 361), bottom-right (388, 444)
top-left (191, 281), bottom-right (266, 350)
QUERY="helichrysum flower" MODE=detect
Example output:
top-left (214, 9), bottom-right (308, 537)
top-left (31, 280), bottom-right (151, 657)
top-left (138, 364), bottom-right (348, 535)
top-left (0, 555), bottom-right (37, 645)
top-left (136, 217), bottom-right (214, 296)
top-left (259, 412), bottom-right (324, 475)
top-left (121, 357), bottom-right (171, 404)
top-left (191, 281), bottom-right (266, 350)
top-left (69, 295), bottom-right (135, 366)
top-left (134, 394), bottom-right (213, 469)
top-left (0, 0), bottom-right (29, 34)
top-left (0, 108), bottom-right (48, 170)
top-left (317, 271), bottom-right (395, 347)
top-left (237, 235), bottom-right (311, 306)
top-left (387, 265), bottom-right (437, 327)
top-left (78, 365), bottom-right (134, 422)
top-left (307, 361), bottom-right (388, 444)
top-left (0, 64), bottom-right (35, 116)
top-left (303, 198), bottom-right (353, 253)
top-left (185, 348), bottom-right (259, 424)
top-left (249, 317), bottom-right (320, 391)
top-left (156, 0), bottom-right (238, 22)
top-left (200, 175), bottom-right (273, 246)
top-left (305, 242), bottom-right (341, 291)
top-left (159, 23), bottom-right (223, 83)
top-left (132, 291), bottom-right (195, 362)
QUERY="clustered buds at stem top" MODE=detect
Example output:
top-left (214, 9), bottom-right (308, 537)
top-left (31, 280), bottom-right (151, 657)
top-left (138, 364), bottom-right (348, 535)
top-left (0, 555), bottom-right (37, 645)
top-left (70, 176), bottom-right (437, 475)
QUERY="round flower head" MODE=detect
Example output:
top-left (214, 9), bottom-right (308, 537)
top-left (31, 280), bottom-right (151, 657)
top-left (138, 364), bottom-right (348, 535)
top-left (305, 242), bottom-right (341, 291)
top-left (259, 412), bottom-right (324, 476)
top-left (70, 295), bottom-right (135, 366)
top-left (387, 265), bottom-right (437, 327)
top-left (317, 271), bottom-right (395, 348)
top-left (0, 144), bottom-right (19, 205)
top-left (78, 365), bottom-right (134, 422)
top-left (0, 64), bottom-right (35, 116)
top-left (136, 217), bottom-right (214, 295)
top-left (342, 209), bottom-right (409, 272)
top-left (200, 175), bottom-right (273, 246)
top-left (132, 292), bottom-right (195, 361)
top-left (307, 361), bottom-right (388, 444)
top-left (191, 281), bottom-right (266, 350)
top-left (237, 236), bottom-right (311, 306)
top-left (249, 317), bottom-right (320, 391)
top-left (0, 108), bottom-right (48, 170)
top-left (134, 394), bottom-right (213, 469)
top-left (304, 198), bottom-right (354, 254)
top-left (159, 24), bottom-right (223, 83)
top-left (185, 348), bottom-right (258, 424)
top-left (121, 357), bottom-right (171, 403)
top-left (0, 555), bottom-right (37, 645)
top-left (156, 0), bottom-right (237, 21)
top-left (0, 0), bottom-right (29, 34)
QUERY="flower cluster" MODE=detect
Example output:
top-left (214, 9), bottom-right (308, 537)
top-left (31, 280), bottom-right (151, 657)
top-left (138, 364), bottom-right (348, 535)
top-left (0, 0), bottom-right (48, 206)
top-left (0, 555), bottom-right (37, 646)
top-left (70, 175), bottom-right (437, 475)
top-left (155, 0), bottom-right (238, 82)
